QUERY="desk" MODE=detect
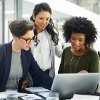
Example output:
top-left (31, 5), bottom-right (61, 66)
top-left (0, 87), bottom-right (56, 100)
top-left (65, 94), bottom-right (100, 100)
top-left (0, 89), bottom-right (100, 100)
top-left (0, 91), bottom-right (43, 100)
top-left (0, 91), bottom-right (27, 99)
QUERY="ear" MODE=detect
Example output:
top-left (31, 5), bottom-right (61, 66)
top-left (13, 35), bottom-right (18, 40)
top-left (69, 38), bottom-right (71, 43)
top-left (32, 13), bottom-right (35, 20)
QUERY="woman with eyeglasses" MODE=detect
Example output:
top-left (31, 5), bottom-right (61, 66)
top-left (30, 2), bottom-right (63, 78)
top-left (0, 19), bottom-right (52, 92)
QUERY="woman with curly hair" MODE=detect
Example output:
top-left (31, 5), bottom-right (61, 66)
top-left (30, 2), bottom-right (62, 78)
top-left (58, 17), bottom-right (99, 73)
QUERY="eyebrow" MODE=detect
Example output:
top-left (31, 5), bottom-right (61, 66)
top-left (21, 36), bottom-right (34, 39)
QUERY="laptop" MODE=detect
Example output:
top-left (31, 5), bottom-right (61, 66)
top-left (51, 73), bottom-right (100, 99)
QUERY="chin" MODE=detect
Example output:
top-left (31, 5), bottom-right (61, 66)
top-left (24, 47), bottom-right (29, 51)
top-left (74, 47), bottom-right (79, 50)
top-left (41, 26), bottom-right (46, 30)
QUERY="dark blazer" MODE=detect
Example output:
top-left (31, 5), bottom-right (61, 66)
top-left (0, 42), bottom-right (53, 92)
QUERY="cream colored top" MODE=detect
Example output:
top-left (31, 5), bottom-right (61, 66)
top-left (31, 30), bottom-right (51, 71)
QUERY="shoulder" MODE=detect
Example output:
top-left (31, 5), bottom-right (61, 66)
top-left (61, 46), bottom-right (71, 57)
top-left (0, 42), bottom-right (12, 52)
top-left (63, 46), bottom-right (70, 53)
top-left (86, 48), bottom-right (99, 60)
top-left (0, 43), bottom-right (7, 52)
top-left (0, 43), bottom-right (5, 48)
top-left (0, 43), bottom-right (9, 59)
top-left (87, 48), bottom-right (98, 56)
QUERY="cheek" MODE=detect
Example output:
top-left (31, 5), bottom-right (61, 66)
top-left (83, 40), bottom-right (85, 44)
top-left (35, 19), bottom-right (41, 24)
top-left (70, 39), bottom-right (75, 44)
top-left (82, 42), bottom-right (85, 45)
top-left (46, 21), bottom-right (50, 25)
top-left (19, 43), bottom-right (24, 49)
top-left (19, 41), bottom-right (26, 49)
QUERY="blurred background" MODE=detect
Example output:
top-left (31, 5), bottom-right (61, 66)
top-left (0, 0), bottom-right (100, 74)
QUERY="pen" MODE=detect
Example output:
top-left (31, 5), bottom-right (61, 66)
top-left (20, 89), bottom-right (46, 99)
top-left (32, 92), bottom-right (46, 99)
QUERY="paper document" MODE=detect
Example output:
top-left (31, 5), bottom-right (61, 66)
top-left (21, 94), bottom-right (42, 100)
top-left (71, 94), bottom-right (99, 100)
top-left (0, 92), bottom-right (28, 99)
top-left (39, 92), bottom-right (50, 98)
top-left (18, 92), bottom-right (27, 97)
top-left (0, 92), bottom-right (6, 99)
top-left (26, 87), bottom-right (49, 93)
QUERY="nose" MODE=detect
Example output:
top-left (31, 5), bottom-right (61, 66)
top-left (75, 40), bottom-right (80, 45)
top-left (42, 19), bottom-right (47, 24)
top-left (27, 39), bottom-right (33, 45)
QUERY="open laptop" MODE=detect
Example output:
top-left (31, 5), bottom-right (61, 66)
top-left (51, 73), bottom-right (100, 99)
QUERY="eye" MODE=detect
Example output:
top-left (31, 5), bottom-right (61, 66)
top-left (46, 18), bottom-right (50, 21)
top-left (39, 17), bottom-right (44, 20)
top-left (79, 39), bottom-right (84, 42)
top-left (71, 37), bottom-right (76, 41)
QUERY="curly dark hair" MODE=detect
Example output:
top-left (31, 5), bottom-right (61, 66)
top-left (30, 2), bottom-right (59, 45)
top-left (63, 17), bottom-right (97, 47)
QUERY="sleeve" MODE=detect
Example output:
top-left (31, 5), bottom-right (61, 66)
top-left (49, 65), bottom-right (55, 78)
top-left (0, 44), bottom-right (6, 71)
top-left (29, 53), bottom-right (53, 90)
top-left (55, 41), bottom-right (63, 58)
top-left (89, 50), bottom-right (99, 73)
top-left (58, 49), bottom-right (65, 73)
top-left (0, 44), bottom-right (6, 86)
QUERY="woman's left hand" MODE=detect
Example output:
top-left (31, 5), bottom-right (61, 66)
top-left (79, 70), bottom-right (88, 73)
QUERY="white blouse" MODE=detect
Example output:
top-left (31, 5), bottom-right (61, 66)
top-left (31, 30), bottom-right (51, 71)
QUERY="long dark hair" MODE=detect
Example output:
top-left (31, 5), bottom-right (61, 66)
top-left (30, 2), bottom-right (59, 45)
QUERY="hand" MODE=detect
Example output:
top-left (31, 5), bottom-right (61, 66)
top-left (79, 70), bottom-right (88, 73)
top-left (21, 80), bottom-right (32, 89)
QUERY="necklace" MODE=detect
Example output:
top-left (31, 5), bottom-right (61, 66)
top-left (70, 55), bottom-right (81, 73)
top-left (38, 33), bottom-right (44, 53)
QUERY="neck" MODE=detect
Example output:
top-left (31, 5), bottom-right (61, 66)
top-left (36, 27), bottom-right (44, 33)
top-left (71, 46), bottom-right (87, 56)
top-left (12, 40), bottom-right (21, 52)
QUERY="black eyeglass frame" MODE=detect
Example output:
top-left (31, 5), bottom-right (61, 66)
top-left (19, 36), bottom-right (35, 44)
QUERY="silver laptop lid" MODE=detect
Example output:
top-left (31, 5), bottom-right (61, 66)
top-left (51, 73), bottom-right (100, 99)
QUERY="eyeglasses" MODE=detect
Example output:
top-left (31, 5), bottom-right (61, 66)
top-left (20, 36), bottom-right (34, 44)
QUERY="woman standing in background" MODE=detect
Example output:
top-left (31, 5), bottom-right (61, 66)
top-left (30, 2), bottom-right (62, 78)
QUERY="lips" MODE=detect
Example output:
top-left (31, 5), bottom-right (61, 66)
top-left (41, 24), bottom-right (46, 28)
top-left (74, 46), bottom-right (80, 50)
top-left (26, 46), bottom-right (29, 48)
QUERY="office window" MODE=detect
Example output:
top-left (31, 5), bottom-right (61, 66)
top-left (0, 1), bottom-right (2, 43)
top-left (5, 0), bottom-right (15, 42)
top-left (22, 0), bottom-right (35, 18)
